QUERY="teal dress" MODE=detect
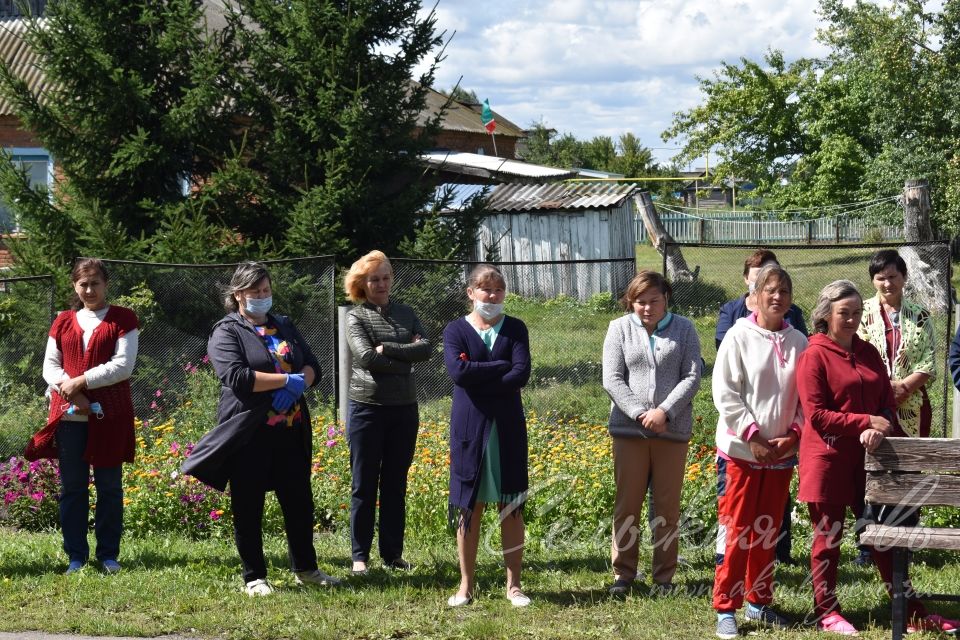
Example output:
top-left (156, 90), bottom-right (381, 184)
top-left (473, 317), bottom-right (505, 503)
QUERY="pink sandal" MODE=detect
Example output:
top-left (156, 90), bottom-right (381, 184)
top-left (819, 613), bottom-right (859, 636)
top-left (907, 614), bottom-right (960, 634)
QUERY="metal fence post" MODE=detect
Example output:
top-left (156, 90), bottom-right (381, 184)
top-left (338, 305), bottom-right (351, 428)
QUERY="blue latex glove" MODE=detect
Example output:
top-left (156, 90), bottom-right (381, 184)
top-left (284, 373), bottom-right (306, 398)
top-left (272, 388), bottom-right (297, 413)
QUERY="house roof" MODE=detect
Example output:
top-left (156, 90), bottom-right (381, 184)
top-left (485, 182), bottom-right (640, 212)
top-left (0, 2), bottom-right (233, 115)
top-left (421, 150), bottom-right (576, 184)
top-left (417, 87), bottom-right (525, 138)
top-left (0, 19), bottom-right (44, 115)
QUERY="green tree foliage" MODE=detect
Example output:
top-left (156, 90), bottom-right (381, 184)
top-left (0, 0), bottom-right (451, 273)
top-left (223, 0), bottom-right (444, 260)
top-left (443, 85), bottom-right (480, 104)
top-left (0, 0), bottom-right (237, 271)
top-left (663, 0), bottom-right (960, 233)
top-left (519, 122), bottom-right (658, 176)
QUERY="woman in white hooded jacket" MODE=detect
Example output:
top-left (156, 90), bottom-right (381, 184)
top-left (711, 264), bottom-right (807, 640)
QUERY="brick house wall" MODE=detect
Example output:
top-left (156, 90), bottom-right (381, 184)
top-left (0, 115), bottom-right (44, 268)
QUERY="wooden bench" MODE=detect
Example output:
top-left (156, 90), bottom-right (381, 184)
top-left (861, 437), bottom-right (960, 640)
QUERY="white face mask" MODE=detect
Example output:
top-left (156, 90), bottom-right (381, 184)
top-left (473, 300), bottom-right (504, 320)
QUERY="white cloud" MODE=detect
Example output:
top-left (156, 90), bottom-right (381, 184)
top-left (422, 0), bottom-right (834, 164)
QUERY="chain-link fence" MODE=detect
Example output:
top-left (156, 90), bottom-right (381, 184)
top-left (663, 241), bottom-right (954, 437)
top-left (101, 257), bottom-right (338, 421)
top-left (387, 258), bottom-right (637, 425)
top-left (0, 275), bottom-right (56, 459)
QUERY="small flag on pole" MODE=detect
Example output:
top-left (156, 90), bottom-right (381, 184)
top-left (481, 99), bottom-right (497, 133)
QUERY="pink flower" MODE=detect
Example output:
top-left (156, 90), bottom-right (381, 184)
top-left (170, 442), bottom-right (180, 454)
top-left (155, 390), bottom-right (163, 397)
top-left (327, 426), bottom-right (336, 437)
top-left (209, 510), bottom-right (220, 521)
top-left (325, 440), bottom-right (336, 448)
top-left (150, 402), bottom-right (158, 410)
top-left (30, 491), bottom-right (45, 501)
top-left (201, 355), bottom-right (210, 364)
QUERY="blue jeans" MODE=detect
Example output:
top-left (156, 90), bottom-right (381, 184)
top-left (57, 421), bottom-right (123, 562)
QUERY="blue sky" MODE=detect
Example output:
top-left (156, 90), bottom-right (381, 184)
top-left (418, 0), bottom-right (833, 167)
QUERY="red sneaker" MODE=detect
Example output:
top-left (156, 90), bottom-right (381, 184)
top-left (907, 614), bottom-right (960, 634)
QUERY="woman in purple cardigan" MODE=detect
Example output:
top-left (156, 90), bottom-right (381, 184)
top-left (443, 264), bottom-right (532, 608)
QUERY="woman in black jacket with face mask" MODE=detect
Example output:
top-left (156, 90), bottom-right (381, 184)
top-left (344, 250), bottom-right (432, 575)
top-left (182, 261), bottom-right (339, 595)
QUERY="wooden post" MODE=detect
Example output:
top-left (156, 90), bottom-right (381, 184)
top-left (901, 179), bottom-right (949, 313)
top-left (834, 216), bottom-right (841, 244)
top-left (903, 179), bottom-right (934, 242)
top-left (634, 192), bottom-right (698, 281)
top-left (806, 219), bottom-right (813, 244)
top-left (698, 218), bottom-right (705, 244)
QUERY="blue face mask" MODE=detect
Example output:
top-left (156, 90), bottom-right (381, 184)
top-left (244, 296), bottom-right (273, 315)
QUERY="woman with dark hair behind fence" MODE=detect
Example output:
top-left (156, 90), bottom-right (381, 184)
top-left (181, 261), bottom-right (339, 595)
top-left (602, 270), bottom-right (701, 597)
top-left (711, 264), bottom-right (806, 639)
top-left (851, 250), bottom-right (938, 563)
top-left (796, 280), bottom-right (958, 635)
top-left (27, 258), bottom-right (138, 574)
top-left (443, 264), bottom-right (531, 607)
top-left (344, 250), bottom-right (431, 575)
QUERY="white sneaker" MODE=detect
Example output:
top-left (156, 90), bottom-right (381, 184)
top-left (508, 591), bottom-right (531, 607)
top-left (295, 568), bottom-right (341, 587)
top-left (245, 578), bottom-right (274, 596)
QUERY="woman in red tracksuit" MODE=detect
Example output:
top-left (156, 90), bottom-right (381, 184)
top-left (797, 280), bottom-right (958, 636)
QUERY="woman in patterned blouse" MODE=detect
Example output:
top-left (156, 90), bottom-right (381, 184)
top-left (858, 249), bottom-right (936, 438)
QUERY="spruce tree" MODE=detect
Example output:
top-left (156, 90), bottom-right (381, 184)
top-left (0, 0), bottom-right (238, 270)
top-left (224, 0), bottom-right (445, 260)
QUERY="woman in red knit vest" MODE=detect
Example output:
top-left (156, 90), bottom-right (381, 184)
top-left (27, 258), bottom-right (138, 574)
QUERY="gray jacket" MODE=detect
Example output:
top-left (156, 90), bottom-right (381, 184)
top-left (602, 313), bottom-right (702, 441)
top-left (346, 301), bottom-right (431, 405)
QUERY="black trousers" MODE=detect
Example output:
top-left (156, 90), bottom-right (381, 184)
top-left (347, 400), bottom-right (418, 563)
top-left (228, 423), bottom-right (317, 582)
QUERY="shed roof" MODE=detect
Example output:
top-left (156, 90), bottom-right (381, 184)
top-left (485, 182), bottom-right (640, 213)
top-left (421, 150), bottom-right (576, 183)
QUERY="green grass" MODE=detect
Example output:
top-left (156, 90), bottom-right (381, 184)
top-left (2, 529), bottom-right (959, 639)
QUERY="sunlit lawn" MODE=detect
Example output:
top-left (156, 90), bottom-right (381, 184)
top-left (2, 528), bottom-right (960, 639)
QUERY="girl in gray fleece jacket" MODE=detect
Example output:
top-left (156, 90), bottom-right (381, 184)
top-left (602, 270), bottom-right (702, 595)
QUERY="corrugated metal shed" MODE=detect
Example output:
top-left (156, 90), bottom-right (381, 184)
top-left (417, 86), bottom-right (525, 138)
top-left (486, 182), bottom-right (639, 212)
top-left (475, 182), bottom-right (638, 300)
top-left (421, 150), bottom-right (576, 183)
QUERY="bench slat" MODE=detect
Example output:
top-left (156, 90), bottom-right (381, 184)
top-left (865, 438), bottom-right (960, 472)
top-left (860, 524), bottom-right (960, 550)
top-left (865, 473), bottom-right (960, 507)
